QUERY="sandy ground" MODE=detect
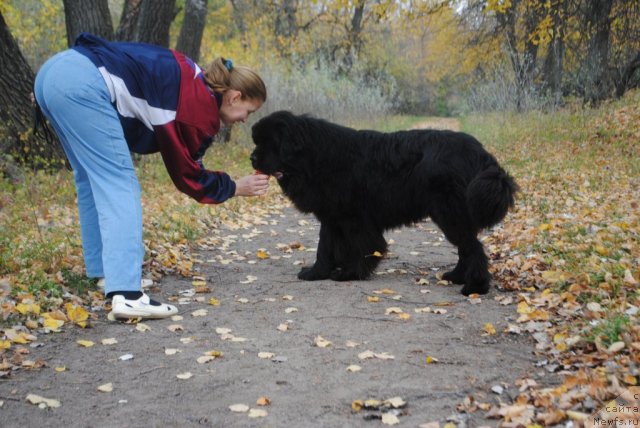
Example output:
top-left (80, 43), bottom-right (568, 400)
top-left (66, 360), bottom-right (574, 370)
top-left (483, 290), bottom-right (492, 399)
top-left (0, 206), bottom-right (542, 428)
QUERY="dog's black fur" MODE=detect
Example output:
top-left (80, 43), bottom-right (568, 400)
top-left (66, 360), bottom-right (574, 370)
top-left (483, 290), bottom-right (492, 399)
top-left (251, 111), bottom-right (518, 295)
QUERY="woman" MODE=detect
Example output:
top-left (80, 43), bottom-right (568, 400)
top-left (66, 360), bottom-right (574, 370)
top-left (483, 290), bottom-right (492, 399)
top-left (34, 33), bottom-right (269, 320)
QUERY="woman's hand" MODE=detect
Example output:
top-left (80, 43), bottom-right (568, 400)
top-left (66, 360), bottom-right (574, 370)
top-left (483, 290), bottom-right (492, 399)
top-left (234, 174), bottom-right (270, 197)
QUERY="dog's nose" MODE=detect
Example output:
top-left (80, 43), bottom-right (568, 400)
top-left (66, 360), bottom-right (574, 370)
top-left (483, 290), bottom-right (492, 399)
top-left (250, 153), bottom-right (257, 162)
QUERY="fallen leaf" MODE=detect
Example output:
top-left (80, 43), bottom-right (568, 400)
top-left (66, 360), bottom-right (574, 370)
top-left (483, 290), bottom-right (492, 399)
top-left (197, 355), bottom-right (215, 364)
top-left (191, 309), bottom-right (208, 317)
top-left (382, 413), bottom-right (400, 425)
top-left (76, 340), bottom-right (95, 347)
top-left (385, 397), bottom-right (406, 408)
top-left (347, 365), bottom-right (362, 372)
top-left (256, 396), bottom-right (271, 406)
top-left (483, 323), bottom-right (497, 335)
top-left (248, 408), bottom-right (268, 418)
top-left (136, 323), bottom-right (151, 332)
top-left (258, 352), bottom-right (275, 359)
top-left (65, 303), bottom-right (89, 328)
top-left (167, 324), bottom-right (183, 332)
top-left (101, 338), bottom-right (118, 345)
top-left (285, 307), bottom-right (298, 313)
top-left (229, 404), bottom-right (249, 413)
top-left (165, 348), bottom-right (181, 355)
top-left (277, 323), bottom-right (289, 332)
top-left (208, 298), bottom-right (220, 306)
top-left (314, 336), bottom-right (332, 347)
top-left (176, 372), bottom-right (193, 380)
top-left (25, 394), bottom-right (61, 408)
top-left (97, 383), bottom-right (113, 392)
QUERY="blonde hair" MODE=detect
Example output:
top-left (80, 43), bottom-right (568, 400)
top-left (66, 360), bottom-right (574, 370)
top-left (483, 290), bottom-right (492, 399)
top-left (203, 57), bottom-right (267, 102)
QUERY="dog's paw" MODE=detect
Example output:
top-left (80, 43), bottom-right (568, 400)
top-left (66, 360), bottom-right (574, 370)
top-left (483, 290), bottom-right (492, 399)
top-left (460, 281), bottom-right (490, 296)
top-left (442, 270), bottom-right (465, 284)
top-left (298, 267), bottom-right (330, 281)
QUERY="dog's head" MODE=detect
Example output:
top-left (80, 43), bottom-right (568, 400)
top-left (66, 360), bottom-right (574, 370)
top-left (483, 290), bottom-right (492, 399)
top-left (250, 111), bottom-right (306, 181)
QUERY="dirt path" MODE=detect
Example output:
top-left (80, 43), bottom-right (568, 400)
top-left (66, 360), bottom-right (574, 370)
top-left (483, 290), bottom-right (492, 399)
top-left (0, 204), bottom-right (541, 427)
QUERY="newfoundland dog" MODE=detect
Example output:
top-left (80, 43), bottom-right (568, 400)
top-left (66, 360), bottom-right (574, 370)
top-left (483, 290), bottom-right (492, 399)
top-left (250, 111), bottom-right (518, 295)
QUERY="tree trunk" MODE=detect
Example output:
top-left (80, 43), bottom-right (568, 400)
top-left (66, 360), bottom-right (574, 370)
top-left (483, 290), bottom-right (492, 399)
top-left (584, 0), bottom-right (614, 104)
top-left (274, 0), bottom-right (298, 57)
top-left (136, 0), bottom-right (177, 47)
top-left (614, 51), bottom-right (640, 98)
top-left (542, 0), bottom-right (566, 102)
top-left (0, 11), bottom-right (63, 171)
top-left (63, 0), bottom-right (114, 47)
top-left (115, 0), bottom-right (143, 41)
top-left (176, 0), bottom-right (208, 62)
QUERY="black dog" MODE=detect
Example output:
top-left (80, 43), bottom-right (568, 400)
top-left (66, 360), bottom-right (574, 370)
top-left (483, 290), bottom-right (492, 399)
top-left (251, 111), bottom-right (518, 295)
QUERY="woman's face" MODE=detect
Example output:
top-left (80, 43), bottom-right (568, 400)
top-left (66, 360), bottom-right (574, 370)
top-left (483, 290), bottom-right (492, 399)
top-left (219, 89), bottom-right (263, 126)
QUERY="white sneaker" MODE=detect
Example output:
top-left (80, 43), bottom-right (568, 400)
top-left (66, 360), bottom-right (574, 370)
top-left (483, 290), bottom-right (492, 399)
top-left (110, 293), bottom-right (178, 319)
top-left (97, 278), bottom-right (154, 289)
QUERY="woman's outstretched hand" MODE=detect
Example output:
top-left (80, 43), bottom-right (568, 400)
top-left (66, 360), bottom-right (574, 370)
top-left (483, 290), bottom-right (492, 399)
top-left (235, 174), bottom-right (270, 196)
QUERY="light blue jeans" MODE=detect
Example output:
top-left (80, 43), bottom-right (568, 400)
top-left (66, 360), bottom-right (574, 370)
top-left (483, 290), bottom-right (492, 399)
top-left (34, 49), bottom-right (143, 294)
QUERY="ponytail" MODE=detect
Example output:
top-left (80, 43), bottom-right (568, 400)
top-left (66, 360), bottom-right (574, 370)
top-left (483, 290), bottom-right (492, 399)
top-left (203, 57), bottom-right (267, 102)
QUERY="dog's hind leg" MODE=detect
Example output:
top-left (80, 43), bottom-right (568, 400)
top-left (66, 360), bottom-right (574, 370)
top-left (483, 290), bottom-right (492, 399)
top-left (458, 239), bottom-right (491, 295)
top-left (298, 222), bottom-right (336, 281)
top-left (428, 185), bottom-right (491, 295)
top-left (442, 248), bottom-right (468, 284)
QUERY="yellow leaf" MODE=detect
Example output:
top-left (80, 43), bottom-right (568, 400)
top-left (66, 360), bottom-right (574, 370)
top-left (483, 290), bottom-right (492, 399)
top-left (0, 340), bottom-right (11, 350)
top-left (65, 303), bottom-right (89, 328)
top-left (257, 250), bottom-right (270, 259)
top-left (352, 400), bottom-right (364, 412)
top-left (76, 340), bottom-right (94, 347)
top-left (367, 296), bottom-right (380, 303)
top-left (426, 356), bottom-right (438, 364)
top-left (191, 280), bottom-right (207, 287)
top-left (16, 303), bottom-right (40, 315)
top-left (5, 329), bottom-right (30, 344)
top-left (483, 323), bottom-right (497, 335)
top-left (398, 313), bottom-right (411, 321)
top-left (372, 251), bottom-right (383, 257)
top-left (43, 317), bottom-right (64, 330)
top-left (208, 298), bottom-right (220, 306)
top-left (517, 301), bottom-right (532, 314)
top-left (54, 366), bottom-right (66, 372)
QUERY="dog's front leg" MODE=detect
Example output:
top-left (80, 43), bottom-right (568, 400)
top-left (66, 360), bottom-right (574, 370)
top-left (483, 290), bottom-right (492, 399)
top-left (298, 222), bottom-right (335, 281)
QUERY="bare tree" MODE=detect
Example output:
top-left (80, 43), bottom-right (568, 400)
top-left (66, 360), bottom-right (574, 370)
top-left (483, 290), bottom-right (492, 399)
top-left (0, 12), bottom-right (62, 173)
top-left (176, 0), bottom-right (208, 61)
top-left (63, 0), bottom-right (114, 46)
top-left (136, 0), bottom-right (178, 47)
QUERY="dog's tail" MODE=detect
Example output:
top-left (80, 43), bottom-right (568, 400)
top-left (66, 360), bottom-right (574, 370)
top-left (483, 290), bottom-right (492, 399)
top-left (466, 165), bottom-right (518, 229)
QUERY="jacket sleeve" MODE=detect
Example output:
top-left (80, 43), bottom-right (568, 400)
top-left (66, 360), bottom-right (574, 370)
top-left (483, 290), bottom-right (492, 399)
top-left (155, 121), bottom-right (236, 204)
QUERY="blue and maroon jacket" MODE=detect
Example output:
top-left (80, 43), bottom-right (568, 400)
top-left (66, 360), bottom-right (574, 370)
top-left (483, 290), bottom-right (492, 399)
top-left (73, 33), bottom-right (235, 204)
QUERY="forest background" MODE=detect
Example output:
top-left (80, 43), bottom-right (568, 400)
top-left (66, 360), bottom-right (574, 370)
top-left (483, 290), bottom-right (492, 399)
top-left (0, 0), bottom-right (639, 426)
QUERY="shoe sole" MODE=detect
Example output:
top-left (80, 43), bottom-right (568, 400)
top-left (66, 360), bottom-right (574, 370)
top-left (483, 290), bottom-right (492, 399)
top-left (110, 309), bottom-right (178, 320)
